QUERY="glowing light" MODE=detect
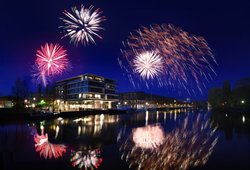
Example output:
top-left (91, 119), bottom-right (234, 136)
top-left (70, 149), bottom-right (102, 169)
top-left (241, 100), bottom-right (245, 104)
top-left (132, 125), bottom-right (164, 149)
top-left (60, 5), bottom-right (105, 46)
top-left (242, 116), bottom-right (245, 123)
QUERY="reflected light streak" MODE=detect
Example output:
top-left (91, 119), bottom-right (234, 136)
top-left (145, 111), bottom-right (149, 126)
top-left (242, 115), bottom-right (245, 124)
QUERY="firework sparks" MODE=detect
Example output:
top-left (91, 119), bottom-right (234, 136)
top-left (119, 114), bottom-right (218, 170)
top-left (120, 24), bottom-right (217, 94)
top-left (32, 43), bottom-right (69, 86)
top-left (60, 5), bottom-right (105, 46)
top-left (133, 51), bottom-right (163, 80)
top-left (70, 149), bottom-right (102, 169)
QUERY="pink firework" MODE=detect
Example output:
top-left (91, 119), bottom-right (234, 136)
top-left (33, 127), bottom-right (67, 159)
top-left (35, 43), bottom-right (69, 76)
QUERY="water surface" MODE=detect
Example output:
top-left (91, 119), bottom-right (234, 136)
top-left (0, 109), bottom-right (249, 170)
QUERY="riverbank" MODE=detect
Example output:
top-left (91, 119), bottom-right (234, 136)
top-left (212, 107), bottom-right (250, 114)
top-left (0, 108), bottom-right (126, 123)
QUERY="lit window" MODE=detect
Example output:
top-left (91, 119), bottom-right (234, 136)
top-left (95, 94), bottom-right (101, 99)
top-left (79, 93), bottom-right (82, 98)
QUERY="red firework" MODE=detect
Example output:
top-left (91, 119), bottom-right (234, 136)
top-left (35, 43), bottom-right (69, 76)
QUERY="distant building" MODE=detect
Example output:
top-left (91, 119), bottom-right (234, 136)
top-left (235, 78), bottom-right (250, 89)
top-left (0, 96), bottom-right (19, 108)
top-left (118, 92), bottom-right (186, 109)
top-left (55, 74), bottom-right (118, 111)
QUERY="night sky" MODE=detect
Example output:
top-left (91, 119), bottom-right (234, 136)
top-left (0, 0), bottom-right (250, 100)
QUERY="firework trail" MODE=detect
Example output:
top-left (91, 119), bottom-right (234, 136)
top-left (70, 149), bottom-right (102, 169)
top-left (120, 24), bottom-right (217, 94)
top-left (32, 43), bottom-right (70, 86)
top-left (60, 5), bottom-right (105, 46)
top-left (118, 114), bottom-right (218, 170)
top-left (31, 64), bottom-right (49, 87)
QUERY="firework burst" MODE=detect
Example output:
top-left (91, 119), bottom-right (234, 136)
top-left (32, 43), bottom-right (70, 86)
top-left (60, 5), bottom-right (105, 46)
top-left (36, 43), bottom-right (69, 76)
top-left (133, 51), bottom-right (163, 80)
top-left (120, 24), bottom-right (217, 94)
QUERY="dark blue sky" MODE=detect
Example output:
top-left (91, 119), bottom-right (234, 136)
top-left (0, 0), bottom-right (250, 100)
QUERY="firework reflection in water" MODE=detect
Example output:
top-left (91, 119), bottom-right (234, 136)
top-left (118, 114), bottom-right (218, 170)
top-left (32, 125), bottom-right (67, 159)
top-left (70, 149), bottom-right (102, 170)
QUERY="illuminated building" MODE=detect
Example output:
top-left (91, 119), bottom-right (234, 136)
top-left (55, 74), bottom-right (118, 111)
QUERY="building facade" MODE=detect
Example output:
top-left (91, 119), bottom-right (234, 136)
top-left (55, 74), bottom-right (118, 111)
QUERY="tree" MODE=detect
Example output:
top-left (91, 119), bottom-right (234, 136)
top-left (12, 77), bottom-right (31, 108)
top-left (208, 88), bottom-right (223, 108)
top-left (222, 80), bottom-right (231, 107)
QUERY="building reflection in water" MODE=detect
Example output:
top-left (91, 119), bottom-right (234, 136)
top-left (210, 111), bottom-right (249, 141)
top-left (70, 149), bottom-right (102, 169)
top-left (31, 124), bottom-right (67, 159)
top-left (118, 114), bottom-right (218, 170)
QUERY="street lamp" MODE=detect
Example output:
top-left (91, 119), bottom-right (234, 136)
top-left (241, 100), bottom-right (245, 104)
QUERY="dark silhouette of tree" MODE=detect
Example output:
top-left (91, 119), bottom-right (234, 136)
top-left (222, 80), bottom-right (231, 107)
top-left (12, 77), bottom-right (31, 108)
top-left (37, 84), bottom-right (43, 102)
top-left (208, 88), bottom-right (223, 108)
top-left (209, 78), bottom-right (250, 109)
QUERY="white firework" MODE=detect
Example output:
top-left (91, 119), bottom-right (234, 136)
top-left (133, 51), bottom-right (163, 79)
top-left (60, 5), bottom-right (105, 46)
